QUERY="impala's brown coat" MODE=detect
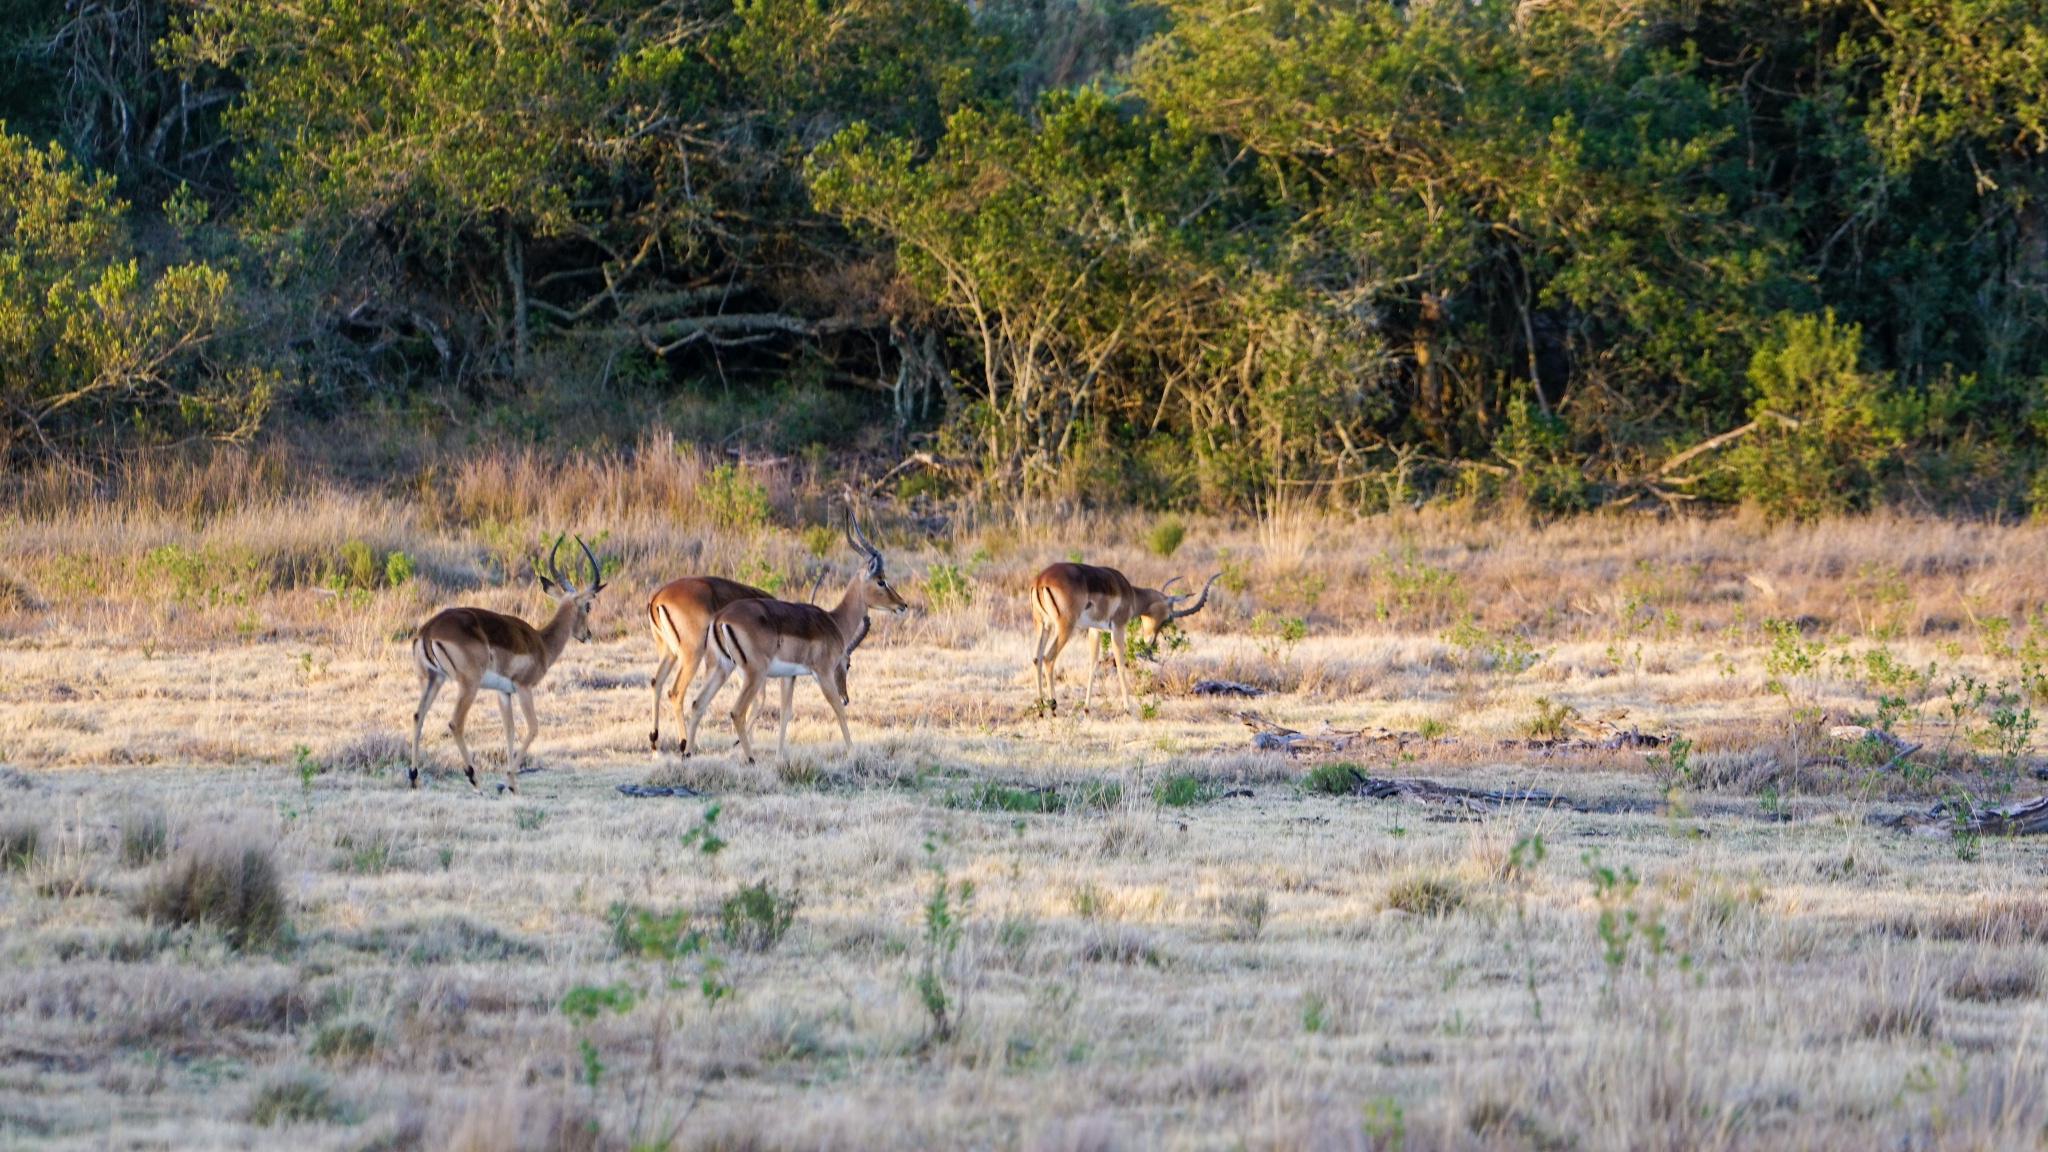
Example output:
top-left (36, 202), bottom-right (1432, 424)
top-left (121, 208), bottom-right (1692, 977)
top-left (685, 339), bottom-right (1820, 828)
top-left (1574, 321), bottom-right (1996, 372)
top-left (685, 521), bottom-right (907, 762)
top-left (1030, 562), bottom-right (1218, 716)
top-left (410, 537), bottom-right (605, 792)
top-left (646, 575), bottom-right (773, 753)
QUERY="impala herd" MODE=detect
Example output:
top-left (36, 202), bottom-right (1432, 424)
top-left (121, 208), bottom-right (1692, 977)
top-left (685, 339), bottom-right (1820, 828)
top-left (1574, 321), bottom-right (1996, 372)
top-left (408, 512), bottom-right (1218, 791)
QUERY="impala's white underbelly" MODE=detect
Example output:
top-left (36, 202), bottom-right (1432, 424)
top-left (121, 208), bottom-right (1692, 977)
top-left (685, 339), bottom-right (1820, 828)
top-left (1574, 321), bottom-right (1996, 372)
top-left (765, 660), bottom-right (815, 678)
top-left (479, 671), bottom-right (517, 694)
top-left (1076, 614), bottom-right (1117, 632)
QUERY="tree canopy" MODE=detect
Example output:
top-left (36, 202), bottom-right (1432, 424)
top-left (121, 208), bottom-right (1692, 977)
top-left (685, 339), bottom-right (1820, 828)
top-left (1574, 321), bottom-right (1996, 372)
top-left (4, 0), bottom-right (2046, 515)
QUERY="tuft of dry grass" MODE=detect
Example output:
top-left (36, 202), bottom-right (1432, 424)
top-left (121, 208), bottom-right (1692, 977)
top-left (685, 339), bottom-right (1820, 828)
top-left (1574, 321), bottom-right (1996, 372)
top-left (138, 834), bottom-right (288, 950)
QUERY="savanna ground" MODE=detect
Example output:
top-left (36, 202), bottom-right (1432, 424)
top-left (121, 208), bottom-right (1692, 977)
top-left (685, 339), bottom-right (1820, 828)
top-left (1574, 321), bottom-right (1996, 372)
top-left (7, 447), bottom-right (2048, 1150)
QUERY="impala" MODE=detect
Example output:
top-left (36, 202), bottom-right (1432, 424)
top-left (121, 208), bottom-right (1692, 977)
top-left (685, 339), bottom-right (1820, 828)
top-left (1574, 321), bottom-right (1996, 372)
top-left (409, 535), bottom-right (606, 793)
top-left (1030, 563), bottom-right (1220, 716)
top-left (646, 574), bottom-right (774, 754)
top-left (683, 518), bottom-right (909, 762)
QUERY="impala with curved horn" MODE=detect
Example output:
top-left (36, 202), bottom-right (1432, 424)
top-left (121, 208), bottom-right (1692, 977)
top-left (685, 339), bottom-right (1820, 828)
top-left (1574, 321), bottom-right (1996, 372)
top-left (410, 535), bottom-right (607, 792)
top-left (645, 574), bottom-right (774, 755)
top-left (683, 515), bottom-right (909, 762)
top-left (1030, 563), bottom-right (1220, 716)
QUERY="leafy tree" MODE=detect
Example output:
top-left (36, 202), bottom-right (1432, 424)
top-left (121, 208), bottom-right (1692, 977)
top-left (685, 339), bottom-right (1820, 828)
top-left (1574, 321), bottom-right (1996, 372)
top-left (0, 129), bottom-right (257, 464)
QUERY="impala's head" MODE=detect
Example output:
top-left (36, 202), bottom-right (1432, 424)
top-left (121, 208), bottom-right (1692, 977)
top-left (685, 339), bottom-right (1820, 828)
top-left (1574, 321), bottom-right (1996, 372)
top-left (1136, 572), bottom-right (1222, 642)
top-left (539, 534), bottom-right (607, 642)
top-left (847, 515), bottom-right (910, 615)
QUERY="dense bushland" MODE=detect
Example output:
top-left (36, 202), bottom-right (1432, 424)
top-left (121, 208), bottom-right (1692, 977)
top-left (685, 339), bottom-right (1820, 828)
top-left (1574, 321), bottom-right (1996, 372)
top-left (3, 0), bottom-right (2047, 517)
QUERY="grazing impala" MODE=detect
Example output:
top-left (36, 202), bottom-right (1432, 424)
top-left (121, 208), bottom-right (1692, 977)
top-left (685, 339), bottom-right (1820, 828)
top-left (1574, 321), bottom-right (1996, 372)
top-left (1031, 563), bottom-right (1220, 716)
top-left (646, 575), bottom-right (774, 754)
top-left (409, 535), bottom-right (606, 792)
top-left (683, 518), bottom-right (909, 762)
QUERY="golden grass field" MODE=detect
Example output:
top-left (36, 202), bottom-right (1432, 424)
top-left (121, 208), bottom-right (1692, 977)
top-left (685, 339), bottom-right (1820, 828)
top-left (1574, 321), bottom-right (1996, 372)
top-left (6, 446), bottom-right (2048, 1150)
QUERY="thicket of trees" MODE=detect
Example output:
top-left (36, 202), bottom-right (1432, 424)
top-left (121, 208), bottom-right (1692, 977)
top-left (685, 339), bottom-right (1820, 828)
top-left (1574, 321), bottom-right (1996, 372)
top-left (2, 0), bottom-right (2046, 517)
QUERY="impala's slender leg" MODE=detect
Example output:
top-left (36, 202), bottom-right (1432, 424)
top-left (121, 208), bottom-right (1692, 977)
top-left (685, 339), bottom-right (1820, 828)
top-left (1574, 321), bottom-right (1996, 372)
top-left (1080, 629), bottom-right (1104, 713)
top-left (684, 656), bottom-right (734, 758)
top-left (820, 675), bottom-right (853, 754)
top-left (1108, 621), bottom-right (1137, 718)
top-left (729, 668), bottom-right (767, 764)
top-left (775, 676), bottom-right (796, 762)
top-left (447, 681), bottom-right (482, 791)
top-left (1039, 616), bottom-right (1075, 714)
top-left (1033, 613), bottom-right (1055, 706)
top-left (516, 686), bottom-right (540, 761)
top-left (667, 616), bottom-right (708, 754)
top-left (648, 650), bottom-right (677, 753)
top-left (496, 691), bottom-right (520, 793)
top-left (411, 673), bottom-right (445, 788)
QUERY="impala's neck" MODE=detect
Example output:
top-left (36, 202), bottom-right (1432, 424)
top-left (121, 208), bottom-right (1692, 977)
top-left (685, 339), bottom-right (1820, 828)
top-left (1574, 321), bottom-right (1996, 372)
top-left (829, 578), bottom-right (871, 646)
top-left (535, 596), bottom-right (581, 667)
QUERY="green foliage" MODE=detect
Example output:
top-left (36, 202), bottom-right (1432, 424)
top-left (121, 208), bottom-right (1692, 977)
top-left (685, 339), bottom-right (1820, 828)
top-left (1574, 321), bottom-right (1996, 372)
top-left (682, 803), bottom-right (727, 857)
top-left (1146, 516), bottom-right (1186, 558)
top-left (947, 779), bottom-right (1121, 813)
top-left (608, 902), bottom-right (701, 961)
top-left (1522, 697), bottom-right (1579, 740)
top-left (718, 881), bottom-right (801, 952)
top-left (1152, 772), bottom-right (1216, 807)
top-left (1300, 762), bottom-right (1365, 797)
top-left (560, 982), bottom-right (637, 1021)
top-left (309, 1021), bottom-right (377, 1063)
top-left (701, 464), bottom-right (771, 532)
top-left (923, 561), bottom-right (972, 610)
top-left (916, 849), bottom-right (973, 1043)
top-left (1731, 312), bottom-right (1901, 520)
top-left (0, 129), bottom-right (258, 464)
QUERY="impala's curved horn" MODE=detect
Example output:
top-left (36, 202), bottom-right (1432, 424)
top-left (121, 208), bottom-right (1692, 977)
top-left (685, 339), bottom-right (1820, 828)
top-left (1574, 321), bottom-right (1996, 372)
top-left (848, 511), bottom-right (884, 576)
top-left (806, 566), bottom-right (829, 604)
top-left (1159, 574), bottom-right (1187, 599)
top-left (1166, 572), bottom-right (1222, 622)
top-left (545, 533), bottom-right (568, 591)
top-left (576, 535), bottom-right (604, 594)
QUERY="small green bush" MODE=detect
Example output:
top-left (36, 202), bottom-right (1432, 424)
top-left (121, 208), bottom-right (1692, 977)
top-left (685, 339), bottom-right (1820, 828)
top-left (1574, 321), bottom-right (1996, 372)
top-left (718, 881), bottom-right (801, 952)
top-left (120, 811), bottom-right (170, 866)
top-left (1523, 696), bottom-right (1579, 739)
top-left (924, 562), bottom-right (972, 610)
top-left (1300, 763), bottom-right (1365, 796)
top-left (1731, 310), bottom-right (1901, 521)
top-left (1147, 516), bottom-right (1186, 558)
top-left (701, 462), bottom-right (771, 531)
top-left (0, 820), bottom-right (40, 871)
top-left (608, 902), bottom-right (701, 960)
top-left (139, 838), bottom-right (288, 950)
top-left (247, 1074), bottom-right (343, 1126)
top-left (383, 550), bottom-right (416, 586)
top-left (1153, 773), bottom-right (1217, 807)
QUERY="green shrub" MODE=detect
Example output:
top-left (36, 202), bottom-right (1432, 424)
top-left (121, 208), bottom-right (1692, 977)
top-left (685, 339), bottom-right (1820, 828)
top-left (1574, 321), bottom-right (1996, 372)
top-left (1147, 516), bottom-right (1186, 558)
top-left (383, 550), bottom-right (417, 586)
top-left (701, 462), bottom-right (771, 531)
top-left (0, 129), bottom-right (256, 465)
top-left (1300, 763), bottom-right (1365, 796)
top-left (0, 820), bottom-right (39, 870)
top-left (1731, 310), bottom-right (1901, 520)
top-left (718, 881), bottom-right (801, 952)
top-left (139, 838), bottom-right (288, 950)
top-left (924, 562), bottom-right (972, 610)
top-left (1153, 773), bottom-right (1217, 807)
top-left (1523, 697), bottom-right (1578, 739)
top-left (608, 902), bottom-right (702, 960)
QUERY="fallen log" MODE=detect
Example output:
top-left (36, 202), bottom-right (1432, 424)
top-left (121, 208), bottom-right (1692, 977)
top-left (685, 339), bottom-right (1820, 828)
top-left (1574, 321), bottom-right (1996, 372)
top-left (1871, 793), bottom-right (2048, 838)
top-left (1192, 679), bottom-right (1265, 697)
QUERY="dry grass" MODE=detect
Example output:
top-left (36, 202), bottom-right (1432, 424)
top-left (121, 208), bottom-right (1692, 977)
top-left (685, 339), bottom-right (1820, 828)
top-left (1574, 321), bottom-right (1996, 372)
top-left (5, 449), bottom-right (2048, 1148)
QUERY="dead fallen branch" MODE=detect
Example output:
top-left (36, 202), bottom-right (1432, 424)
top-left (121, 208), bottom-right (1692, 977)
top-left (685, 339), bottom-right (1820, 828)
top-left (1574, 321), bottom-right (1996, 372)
top-left (1872, 793), bottom-right (2048, 838)
top-left (1192, 679), bottom-right (1265, 697)
top-left (1310, 763), bottom-right (1588, 812)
